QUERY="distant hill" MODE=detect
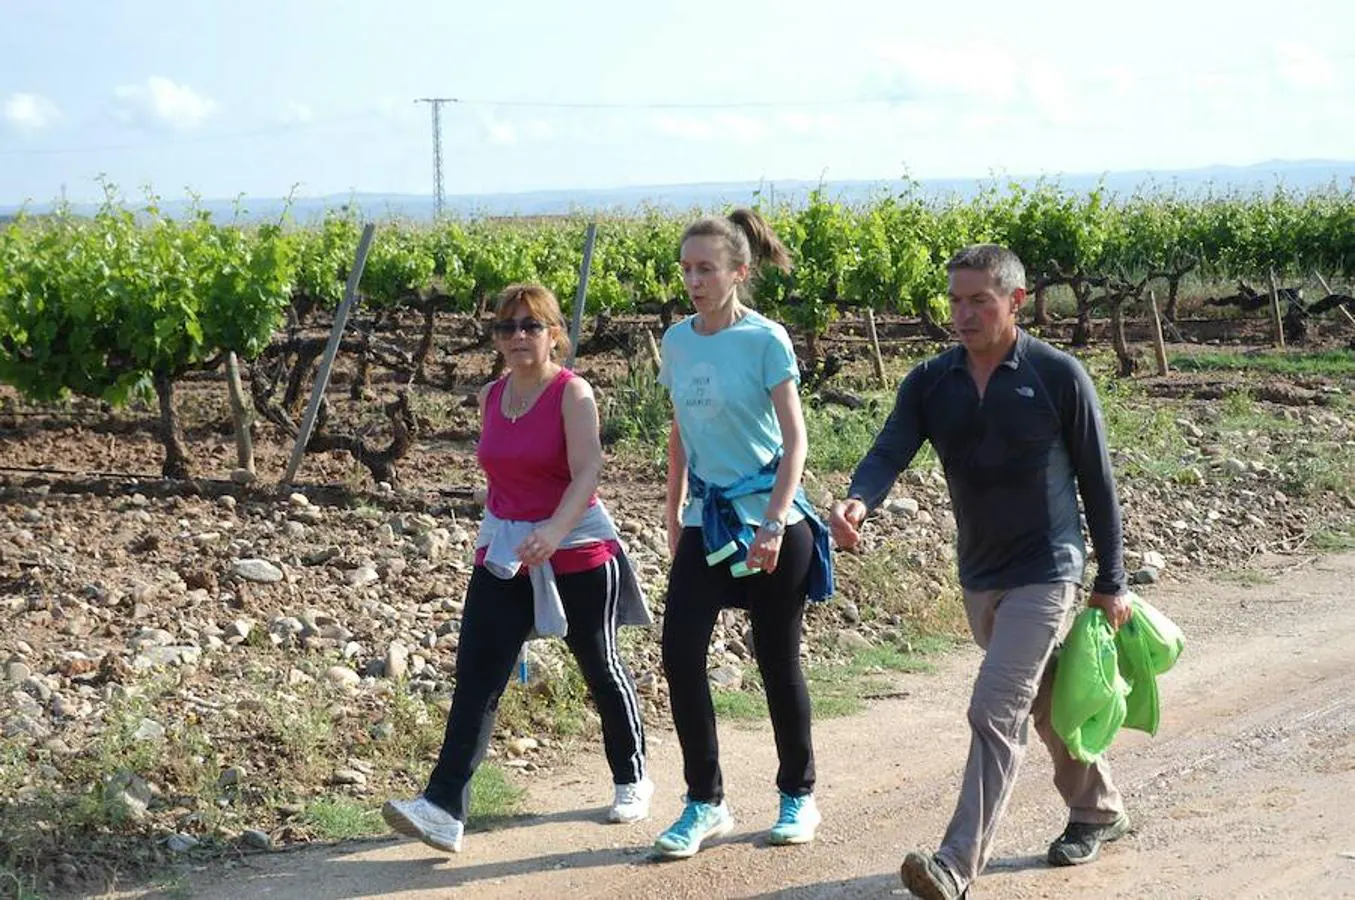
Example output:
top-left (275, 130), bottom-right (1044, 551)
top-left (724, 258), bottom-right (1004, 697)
top-left (5, 159), bottom-right (1355, 224)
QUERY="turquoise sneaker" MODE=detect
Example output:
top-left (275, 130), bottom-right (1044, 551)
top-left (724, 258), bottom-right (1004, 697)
top-left (769, 791), bottom-right (821, 845)
top-left (653, 799), bottom-right (734, 859)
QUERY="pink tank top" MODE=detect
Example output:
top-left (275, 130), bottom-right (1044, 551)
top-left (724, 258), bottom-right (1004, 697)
top-left (475, 368), bottom-right (617, 574)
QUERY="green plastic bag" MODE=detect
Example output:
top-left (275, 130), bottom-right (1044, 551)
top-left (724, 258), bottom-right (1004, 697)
top-left (1051, 607), bottom-right (1128, 765)
top-left (1117, 594), bottom-right (1186, 735)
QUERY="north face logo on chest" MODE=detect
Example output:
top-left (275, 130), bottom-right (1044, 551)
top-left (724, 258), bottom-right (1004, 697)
top-left (1015, 386), bottom-right (1035, 398)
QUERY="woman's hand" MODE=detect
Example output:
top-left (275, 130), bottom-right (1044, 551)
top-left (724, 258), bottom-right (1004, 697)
top-left (516, 522), bottom-right (565, 567)
top-left (745, 526), bottom-right (784, 573)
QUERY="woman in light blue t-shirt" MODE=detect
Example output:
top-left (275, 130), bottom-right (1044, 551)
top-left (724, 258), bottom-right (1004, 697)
top-left (652, 208), bottom-right (833, 859)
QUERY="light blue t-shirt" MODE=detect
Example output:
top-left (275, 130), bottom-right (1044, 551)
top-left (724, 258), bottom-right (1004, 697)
top-left (658, 310), bottom-right (805, 529)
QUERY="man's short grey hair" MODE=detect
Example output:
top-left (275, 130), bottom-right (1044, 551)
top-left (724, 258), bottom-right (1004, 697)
top-left (946, 244), bottom-right (1027, 295)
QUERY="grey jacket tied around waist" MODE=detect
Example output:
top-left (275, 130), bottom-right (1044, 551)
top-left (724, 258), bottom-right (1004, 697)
top-left (474, 501), bottom-right (653, 639)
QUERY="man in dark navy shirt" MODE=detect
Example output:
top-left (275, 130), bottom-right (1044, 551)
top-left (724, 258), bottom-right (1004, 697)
top-left (831, 244), bottom-right (1131, 900)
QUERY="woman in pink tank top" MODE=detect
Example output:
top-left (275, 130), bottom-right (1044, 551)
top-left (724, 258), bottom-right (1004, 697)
top-left (474, 360), bottom-right (618, 574)
top-left (382, 283), bottom-right (652, 854)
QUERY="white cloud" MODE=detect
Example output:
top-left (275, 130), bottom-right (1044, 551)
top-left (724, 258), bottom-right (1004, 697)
top-left (712, 112), bottom-right (768, 143)
top-left (651, 112), bottom-right (717, 142)
top-left (489, 121), bottom-right (517, 144)
top-left (113, 77), bottom-right (217, 129)
top-left (521, 118), bottom-right (554, 141)
top-left (869, 43), bottom-right (1021, 103)
top-left (4, 92), bottom-right (60, 134)
top-left (379, 96), bottom-right (421, 123)
top-left (776, 111), bottom-right (816, 134)
top-left (566, 113), bottom-right (635, 145)
top-left (773, 110), bottom-right (851, 136)
top-left (865, 42), bottom-right (1102, 132)
top-left (1021, 60), bottom-right (1075, 125)
top-left (279, 101), bottom-right (315, 124)
top-left (648, 109), bottom-right (841, 144)
top-left (1273, 42), bottom-right (1339, 91)
top-left (466, 109), bottom-right (555, 146)
top-left (651, 111), bottom-right (771, 143)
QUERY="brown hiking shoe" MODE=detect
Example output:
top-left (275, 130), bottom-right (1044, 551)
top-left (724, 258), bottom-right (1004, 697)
top-left (900, 851), bottom-right (965, 900)
top-left (1047, 813), bottom-right (1131, 866)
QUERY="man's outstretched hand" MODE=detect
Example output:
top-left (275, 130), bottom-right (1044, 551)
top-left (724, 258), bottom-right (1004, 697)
top-left (829, 498), bottom-right (868, 549)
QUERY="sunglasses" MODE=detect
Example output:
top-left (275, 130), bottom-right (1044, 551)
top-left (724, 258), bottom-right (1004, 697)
top-left (491, 317), bottom-right (548, 337)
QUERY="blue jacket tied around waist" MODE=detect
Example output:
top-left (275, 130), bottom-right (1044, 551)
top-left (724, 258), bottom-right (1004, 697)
top-left (686, 455), bottom-right (835, 602)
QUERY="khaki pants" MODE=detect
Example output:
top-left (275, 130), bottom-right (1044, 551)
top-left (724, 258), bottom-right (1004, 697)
top-left (935, 583), bottom-right (1125, 890)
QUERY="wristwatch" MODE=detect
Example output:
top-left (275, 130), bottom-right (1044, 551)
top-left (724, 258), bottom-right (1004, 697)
top-left (760, 517), bottom-right (786, 536)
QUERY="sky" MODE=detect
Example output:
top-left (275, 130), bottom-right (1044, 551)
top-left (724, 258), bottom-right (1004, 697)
top-left (1, 0), bottom-right (1352, 206)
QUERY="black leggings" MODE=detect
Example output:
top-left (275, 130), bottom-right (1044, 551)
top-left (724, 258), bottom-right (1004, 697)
top-left (424, 557), bottom-right (646, 818)
top-left (662, 521), bottom-right (815, 804)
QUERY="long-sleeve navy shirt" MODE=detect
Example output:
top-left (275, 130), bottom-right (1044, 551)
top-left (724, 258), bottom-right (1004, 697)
top-left (847, 330), bottom-right (1126, 596)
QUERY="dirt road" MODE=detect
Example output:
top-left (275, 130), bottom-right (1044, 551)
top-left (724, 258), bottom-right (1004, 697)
top-left (128, 552), bottom-right (1355, 899)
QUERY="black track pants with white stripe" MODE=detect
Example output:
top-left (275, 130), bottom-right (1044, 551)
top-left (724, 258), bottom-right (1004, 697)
top-left (423, 558), bottom-right (647, 819)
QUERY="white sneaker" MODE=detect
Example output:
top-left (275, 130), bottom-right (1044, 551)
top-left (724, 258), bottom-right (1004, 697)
top-left (381, 796), bottom-right (465, 852)
top-left (607, 777), bottom-right (654, 823)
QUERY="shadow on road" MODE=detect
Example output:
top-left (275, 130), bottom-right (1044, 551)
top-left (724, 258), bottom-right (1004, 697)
top-left (184, 826), bottom-right (786, 899)
top-left (734, 853), bottom-right (1051, 899)
top-left (206, 843), bottom-right (648, 899)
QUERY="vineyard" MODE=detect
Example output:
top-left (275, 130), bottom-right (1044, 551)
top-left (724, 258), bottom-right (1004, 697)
top-left (4, 180), bottom-right (1355, 896)
top-left (4, 179), bottom-right (1355, 484)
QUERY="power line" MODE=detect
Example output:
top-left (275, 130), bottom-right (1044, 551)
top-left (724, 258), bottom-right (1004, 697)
top-left (443, 96), bottom-right (905, 110)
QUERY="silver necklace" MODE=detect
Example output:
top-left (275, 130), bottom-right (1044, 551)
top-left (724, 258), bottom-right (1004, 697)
top-left (505, 374), bottom-right (550, 422)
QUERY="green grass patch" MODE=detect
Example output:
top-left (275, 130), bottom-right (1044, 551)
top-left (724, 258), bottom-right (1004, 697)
top-left (468, 763), bottom-right (527, 829)
top-left (846, 641), bottom-right (946, 673)
top-left (303, 797), bottom-right (385, 840)
top-left (713, 641), bottom-right (946, 723)
top-left (1207, 385), bottom-right (1307, 435)
top-left (807, 689), bottom-right (861, 719)
top-left (263, 694), bottom-right (337, 785)
top-left (69, 698), bottom-right (169, 785)
top-left (1279, 452), bottom-right (1355, 498)
top-left (146, 875), bottom-right (193, 900)
top-left (377, 686), bottom-right (448, 771)
top-left (1095, 373), bottom-right (1193, 481)
top-left (299, 766), bottom-right (526, 839)
top-left (496, 655), bottom-right (596, 739)
top-left (712, 687), bottom-right (769, 721)
top-left (1213, 567), bottom-right (1276, 587)
top-left (712, 664), bottom-right (766, 722)
top-left (0, 744), bottom-right (28, 802)
top-left (1311, 524), bottom-right (1355, 552)
top-left (1170, 349), bottom-right (1355, 377)
top-left (1220, 385), bottom-right (1256, 420)
top-left (805, 642), bottom-right (942, 718)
